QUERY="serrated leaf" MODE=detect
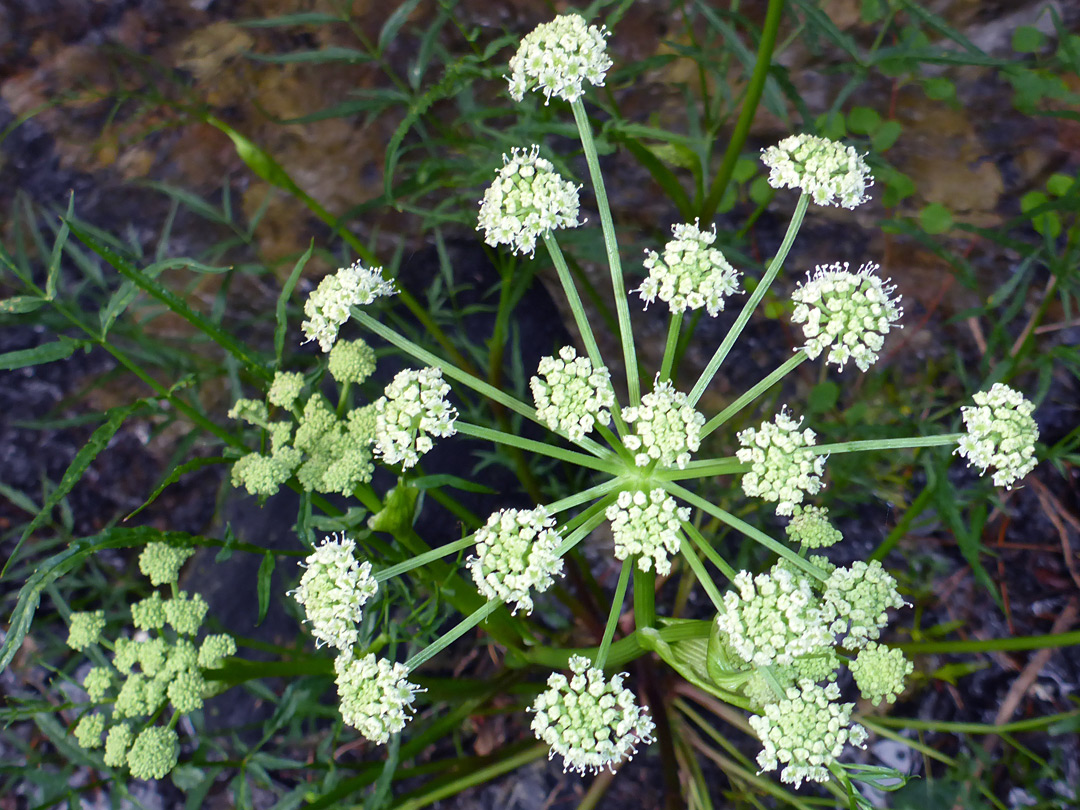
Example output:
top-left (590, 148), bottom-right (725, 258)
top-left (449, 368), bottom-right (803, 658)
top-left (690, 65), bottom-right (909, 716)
top-left (257, 552), bottom-right (275, 626)
top-left (872, 120), bottom-right (903, 152)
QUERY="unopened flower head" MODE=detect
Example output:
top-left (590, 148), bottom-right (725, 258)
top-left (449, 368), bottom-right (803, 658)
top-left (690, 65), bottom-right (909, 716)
top-left (743, 648), bottom-right (841, 708)
top-left (373, 367), bottom-right (457, 469)
top-left (335, 652), bottom-right (422, 744)
top-left (850, 642), bottom-right (912, 706)
top-left (637, 221), bottom-right (740, 316)
top-left (468, 507), bottom-right (564, 615)
top-left (127, 726), bottom-right (179, 781)
top-left (139, 543), bottom-right (195, 587)
top-left (103, 723), bottom-right (133, 768)
top-left (748, 680), bottom-right (867, 788)
top-left (606, 489), bottom-right (689, 575)
top-left (478, 146), bottom-right (580, 257)
top-left (531, 346), bottom-right (614, 441)
top-left (785, 505), bottom-right (842, 549)
top-left (163, 591), bottom-right (208, 637)
top-left (83, 667), bottom-right (112, 702)
top-left (737, 410), bottom-right (826, 516)
top-left (302, 261), bottom-right (396, 353)
top-left (328, 339), bottom-right (377, 386)
top-left (791, 262), bottom-right (902, 372)
top-left (290, 534), bottom-right (378, 651)
top-left (956, 383), bottom-right (1038, 488)
top-left (530, 655), bottom-right (655, 775)
top-left (622, 379), bottom-right (704, 469)
top-left (198, 634), bottom-right (237, 669)
top-left (762, 134), bottom-right (872, 208)
top-left (822, 560), bottom-right (905, 648)
top-left (67, 610), bottom-right (106, 651)
top-left (131, 592), bottom-right (167, 631)
top-left (74, 713), bottom-right (105, 749)
top-left (268, 371), bottom-right (305, 409)
top-left (507, 14), bottom-right (612, 104)
top-left (716, 566), bottom-right (833, 667)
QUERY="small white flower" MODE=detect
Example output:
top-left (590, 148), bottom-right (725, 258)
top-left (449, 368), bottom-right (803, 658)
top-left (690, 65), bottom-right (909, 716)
top-left (531, 346), bottom-right (614, 441)
top-left (790, 261), bottom-right (902, 372)
top-left (507, 14), bottom-right (612, 104)
top-left (478, 146), bottom-right (581, 257)
top-left (373, 367), bottom-right (457, 469)
top-left (301, 261), bottom-right (396, 353)
top-left (606, 489), bottom-right (689, 575)
top-left (637, 221), bottom-right (740, 316)
top-left (622, 379), bottom-right (705, 470)
top-left (955, 383), bottom-right (1039, 488)
top-left (821, 560), bottom-right (906, 649)
top-left (530, 655), bottom-right (655, 775)
top-left (467, 507), bottom-right (564, 614)
top-left (289, 534), bottom-right (378, 651)
top-left (761, 134), bottom-right (873, 209)
top-left (748, 680), bottom-right (867, 788)
top-left (737, 409), bottom-right (825, 516)
top-left (334, 652), bottom-right (423, 744)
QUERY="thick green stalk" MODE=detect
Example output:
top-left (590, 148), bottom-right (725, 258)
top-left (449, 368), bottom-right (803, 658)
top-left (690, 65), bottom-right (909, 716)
top-left (455, 421), bottom-right (620, 473)
top-left (546, 478), bottom-right (624, 514)
top-left (658, 311), bottom-right (683, 383)
top-left (662, 481), bottom-right (828, 581)
top-left (554, 500), bottom-right (615, 559)
top-left (570, 98), bottom-right (641, 405)
top-left (699, 0), bottom-right (786, 221)
top-left (688, 192), bottom-right (809, 407)
top-left (812, 434), bottom-right (962, 456)
top-left (376, 536), bottom-right (475, 582)
top-left (701, 351), bottom-right (808, 438)
top-left (595, 559), bottom-right (633, 669)
top-left (633, 567), bottom-right (657, 630)
top-left (405, 600), bottom-right (501, 671)
top-left (655, 458), bottom-right (746, 481)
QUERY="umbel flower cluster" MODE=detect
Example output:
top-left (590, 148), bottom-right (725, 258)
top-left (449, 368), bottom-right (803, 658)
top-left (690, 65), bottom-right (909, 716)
top-left (212, 9), bottom-right (1041, 797)
top-left (67, 543), bottom-right (235, 781)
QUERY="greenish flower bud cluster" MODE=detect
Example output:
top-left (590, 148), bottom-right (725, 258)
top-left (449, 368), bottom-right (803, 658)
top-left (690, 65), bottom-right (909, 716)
top-left (373, 367), bottom-right (457, 469)
top-left (467, 507), bottom-right (564, 615)
top-left (507, 13), bottom-right (611, 104)
top-left (478, 146), bottom-right (581, 257)
top-left (822, 560), bottom-right (906, 648)
top-left (289, 534), bottom-right (378, 651)
top-left (785, 505), bottom-right (842, 549)
top-left (849, 641), bottom-right (913, 705)
top-left (605, 489), bottom-right (689, 575)
top-left (790, 262), bottom-right (902, 372)
top-left (636, 221), bottom-right (740, 317)
top-left (956, 383), bottom-right (1039, 488)
top-left (530, 655), bottom-right (654, 775)
top-left (139, 543), bottom-right (195, 587)
top-left (328, 339), bottom-right (377, 386)
top-left (302, 260), bottom-right (396, 353)
top-left (66, 610), bottom-right (106, 652)
top-left (530, 346), bottom-right (614, 441)
top-left (268, 371), bottom-right (305, 409)
top-left (334, 652), bottom-right (422, 744)
top-left (622, 379), bottom-right (704, 469)
top-left (748, 680), bottom-right (867, 787)
top-left (761, 134), bottom-right (872, 209)
top-left (737, 410), bottom-right (825, 516)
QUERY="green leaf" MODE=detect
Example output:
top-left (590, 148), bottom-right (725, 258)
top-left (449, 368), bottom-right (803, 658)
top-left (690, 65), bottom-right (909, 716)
top-left (0, 295), bottom-right (45, 314)
top-left (749, 175), bottom-right (773, 207)
top-left (881, 168), bottom-right (916, 207)
top-left (245, 47), bottom-right (373, 65)
top-left (237, 13), bottom-right (345, 27)
top-left (847, 106), bottom-right (882, 135)
top-left (0, 335), bottom-right (87, 371)
top-left (378, 0), bottom-right (423, 54)
top-left (816, 111), bottom-right (847, 139)
top-left (257, 552), bottom-right (275, 626)
top-left (1012, 25), bottom-right (1046, 53)
top-left (367, 483), bottom-right (417, 534)
top-left (923, 77), bottom-right (956, 101)
top-left (125, 456), bottom-right (230, 522)
top-left (408, 474), bottom-right (497, 494)
top-left (919, 203), bottom-right (954, 235)
top-left (45, 194), bottom-right (74, 300)
top-left (612, 134), bottom-right (693, 218)
top-left (276, 242), bottom-right (314, 366)
top-left (1046, 173), bottom-right (1076, 196)
top-left (808, 381), bottom-right (841, 413)
top-left (872, 120), bottom-right (903, 152)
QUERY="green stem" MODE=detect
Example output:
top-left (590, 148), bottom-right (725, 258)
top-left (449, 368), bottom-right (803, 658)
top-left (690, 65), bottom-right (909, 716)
top-left (897, 630), bottom-right (1080, 655)
top-left (699, 0), bottom-right (786, 222)
top-left (658, 311), bottom-right (683, 383)
top-left (354, 309), bottom-right (611, 458)
top-left (376, 535), bottom-right (475, 582)
top-left (571, 98), bottom-right (640, 406)
top-left (554, 499), bottom-right (615, 559)
top-left (701, 351), bottom-right (807, 438)
top-left (516, 620), bottom-right (713, 670)
top-left (595, 559), bottom-right (633, 669)
top-left (760, 666), bottom-right (788, 701)
top-left (680, 520), bottom-right (738, 582)
top-left (688, 192), bottom-right (809, 407)
top-left (655, 458), bottom-right (747, 481)
top-left (813, 434), bottom-right (962, 456)
top-left (405, 600), bottom-right (500, 671)
top-left (390, 743), bottom-right (548, 810)
top-left (543, 231), bottom-right (606, 377)
top-left (546, 478), bottom-right (624, 514)
top-left (662, 481), bottom-right (828, 581)
top-left (633, 567), bottom-right (657, 630)
top-left (676, 534), bottom-right (726, 611)
top-left (596, 420), bottom-right (634, 462)
top-left (455, 421), bottom-right (619, 473)
top-left (866, 709), bottom-right (1080, 735)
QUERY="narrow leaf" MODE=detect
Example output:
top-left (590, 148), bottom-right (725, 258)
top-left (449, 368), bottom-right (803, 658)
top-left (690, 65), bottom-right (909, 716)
top-left (45, 194), bottom-right (74, 300)
top-left (0, 295), bottom-right (45, 314)
top-left (237, 12), bottom-right (344, 27)
top-left (0, 336), bottom-right (86, 371)
top-left (257, 553), bottom-right (275, 626)
top-left (125, 456), bottom-right (230, 522)
top-left (378, 0), bottom-right (423, 54)
top-left (276, 242), bottom-right (314, 366)
top-left (245, 47), bottom-right (373, 65)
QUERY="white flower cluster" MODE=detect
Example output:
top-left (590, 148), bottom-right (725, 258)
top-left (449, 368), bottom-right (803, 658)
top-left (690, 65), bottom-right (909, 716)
top-left (956, 383), bottom-right (1039, 488)
top-left (849, 642), bottom-right (913, 706)
top-left (478, 146), bottom-right (581, 257)
top-left (748, 680), bottom-right (867, 787)
top-left (606, 489), bottom-right (689, 575)
top-left (637, 221), bottom-right (740, 316)
top-left (507, 13), bottom-right (612, 104)
top-left (530, 346), bottom-right (614, 441)
top-left (761, 134), bottom-right (872, 209)
top-left (737, 410), bottom-right (826, 516)
top-left (790, 262), bottom-right (902, 371)
top-left (622, 379), bottom-right (705, 469)
top-left (822, 560), bottom-right (906, 648)
top-left (530, 655), bottom-right (655, 775)
top-left (785, 505), bottom-right (842, 549)
top-left (716, 566), bottom-right (833, 667)
top-left (289, 534), bottom-right (378, 651)
top-left (335, 652), bottom-right (422, 744)
top-left (467, 507), bottom-right (564, 615)
top-left (373, 367), bottom-right (457, 469)
top-left (302, 261), bottom-right (396, 352)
